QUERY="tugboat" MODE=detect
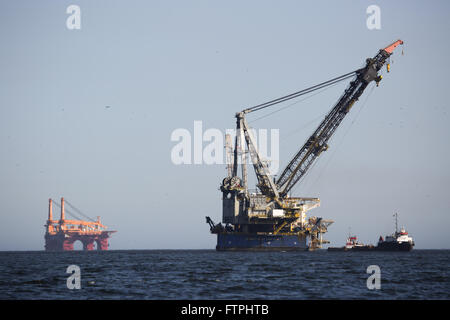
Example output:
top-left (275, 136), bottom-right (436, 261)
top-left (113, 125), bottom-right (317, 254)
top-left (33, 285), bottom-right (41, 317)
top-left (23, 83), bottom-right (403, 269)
top-left (328, 234), bottom-right (374, 251)
top-left (376, 213), bottom-right (414, 251)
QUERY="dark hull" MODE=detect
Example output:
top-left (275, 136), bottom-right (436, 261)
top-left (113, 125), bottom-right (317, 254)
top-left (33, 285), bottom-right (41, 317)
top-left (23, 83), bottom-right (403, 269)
top-left (327, 247), bottom-right (348, 252)
top-left (375, 241), bottom-right (414, 251)
top-left (328, 243), bottom-right (414, 252)
top-left (216, 233), bottom-right (308, 251)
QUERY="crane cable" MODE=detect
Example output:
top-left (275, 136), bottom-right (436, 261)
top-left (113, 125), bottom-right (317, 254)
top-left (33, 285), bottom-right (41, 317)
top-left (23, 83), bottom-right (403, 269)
top-left (65, 200), bottom-right (97, 222)
top-left (243, 69), bottom-right (361, 114)
top-left (52, 201), bottom-right (85, 221)
top-left (302, 82), bottom-right (376, 196)
top-left (250, 76), bottom-right (348, 124)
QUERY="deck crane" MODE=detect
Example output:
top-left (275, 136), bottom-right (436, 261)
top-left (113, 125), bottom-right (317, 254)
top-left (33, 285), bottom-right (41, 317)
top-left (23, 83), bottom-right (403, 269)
top-left (207, 40), bottom-right (404, 251)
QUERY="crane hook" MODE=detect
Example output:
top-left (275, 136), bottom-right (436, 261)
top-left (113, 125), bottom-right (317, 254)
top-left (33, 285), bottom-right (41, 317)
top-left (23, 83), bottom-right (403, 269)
top-left (375, 75), bottom-right (383, 87)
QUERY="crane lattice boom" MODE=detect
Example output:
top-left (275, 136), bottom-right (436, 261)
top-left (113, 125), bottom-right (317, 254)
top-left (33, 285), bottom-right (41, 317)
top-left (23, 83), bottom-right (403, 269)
top-left (275, 40), bottom-right (403, 196)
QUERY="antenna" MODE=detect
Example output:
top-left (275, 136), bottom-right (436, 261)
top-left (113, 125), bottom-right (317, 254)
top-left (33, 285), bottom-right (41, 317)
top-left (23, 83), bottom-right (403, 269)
top-left (393, 212), bottom-right (398, 234)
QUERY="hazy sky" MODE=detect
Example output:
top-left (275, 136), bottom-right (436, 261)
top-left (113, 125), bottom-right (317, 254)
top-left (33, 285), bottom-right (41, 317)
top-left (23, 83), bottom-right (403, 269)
top-left (0, 1), bottom-right (449, 250)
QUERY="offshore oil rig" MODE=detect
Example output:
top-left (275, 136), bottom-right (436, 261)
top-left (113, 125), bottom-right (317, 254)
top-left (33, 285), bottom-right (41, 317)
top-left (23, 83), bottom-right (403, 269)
top-left (44, 198), bottom-right (116, 251)
top-left (206, 40), bottom-right (404, 251)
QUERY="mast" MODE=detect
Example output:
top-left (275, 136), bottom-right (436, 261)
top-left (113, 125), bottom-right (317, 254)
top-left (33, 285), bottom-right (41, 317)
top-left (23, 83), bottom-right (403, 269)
top-left (394, 212), bottom-right (398, 234)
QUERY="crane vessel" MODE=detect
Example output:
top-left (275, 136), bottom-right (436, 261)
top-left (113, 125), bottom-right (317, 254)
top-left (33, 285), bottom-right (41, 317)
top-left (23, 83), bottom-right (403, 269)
top-left (206, 40), bottom-right (404, 251)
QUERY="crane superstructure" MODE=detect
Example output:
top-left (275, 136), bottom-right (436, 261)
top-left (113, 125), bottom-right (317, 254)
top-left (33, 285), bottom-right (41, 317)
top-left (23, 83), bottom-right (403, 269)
top-left (207, 40), bottom-right (404, 251)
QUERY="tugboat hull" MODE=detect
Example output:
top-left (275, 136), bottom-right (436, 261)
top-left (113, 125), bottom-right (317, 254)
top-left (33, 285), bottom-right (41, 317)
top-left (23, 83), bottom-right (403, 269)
top-left (328, 245), bottom-right (375, 252)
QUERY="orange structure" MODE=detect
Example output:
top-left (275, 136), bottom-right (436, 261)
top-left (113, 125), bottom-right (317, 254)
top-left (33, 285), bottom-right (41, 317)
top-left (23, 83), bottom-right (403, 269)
top-left (44, 198), bottom-right (116, 251)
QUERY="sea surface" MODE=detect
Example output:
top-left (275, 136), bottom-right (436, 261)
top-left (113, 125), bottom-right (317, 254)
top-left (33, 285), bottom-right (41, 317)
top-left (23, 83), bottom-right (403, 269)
top-left (0, 250), bottom-right (448, 299)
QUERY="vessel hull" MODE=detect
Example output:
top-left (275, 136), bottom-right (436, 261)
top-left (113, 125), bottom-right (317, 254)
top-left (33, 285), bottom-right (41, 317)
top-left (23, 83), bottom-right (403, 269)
top-left (327, 243), bottom-right (414, 252)
top-left (328, 246), bottom-right (374, 252)
top-left (216, 233), bottom-right (308, 251)
top-left (375, 242), bottom-right (414, 251)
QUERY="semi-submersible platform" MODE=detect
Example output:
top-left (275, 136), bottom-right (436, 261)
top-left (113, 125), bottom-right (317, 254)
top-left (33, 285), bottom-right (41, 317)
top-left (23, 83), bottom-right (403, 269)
top-left (45, 198), bottom-right (116, 251)
top-left (206, 40), bottom-right (404, 251)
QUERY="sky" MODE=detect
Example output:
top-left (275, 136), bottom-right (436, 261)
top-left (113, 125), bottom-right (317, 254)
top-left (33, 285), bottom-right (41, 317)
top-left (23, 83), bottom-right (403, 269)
top-left (0, 0), bottom-right (449, 250)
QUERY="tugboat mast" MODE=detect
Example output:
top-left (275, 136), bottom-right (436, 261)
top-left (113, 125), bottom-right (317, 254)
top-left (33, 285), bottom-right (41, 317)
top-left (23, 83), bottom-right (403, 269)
top-left (394, 212), bottom-right (399, 234)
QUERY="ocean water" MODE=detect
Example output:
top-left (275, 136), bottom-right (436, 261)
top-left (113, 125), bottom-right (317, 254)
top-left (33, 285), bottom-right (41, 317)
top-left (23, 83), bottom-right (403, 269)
top-left (0, 250), bottom-right (448, 300)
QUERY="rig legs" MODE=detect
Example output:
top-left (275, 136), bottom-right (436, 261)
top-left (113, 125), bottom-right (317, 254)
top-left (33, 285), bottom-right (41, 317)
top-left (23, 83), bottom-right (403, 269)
top-left (45, 234), bottom-right (110, 251)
